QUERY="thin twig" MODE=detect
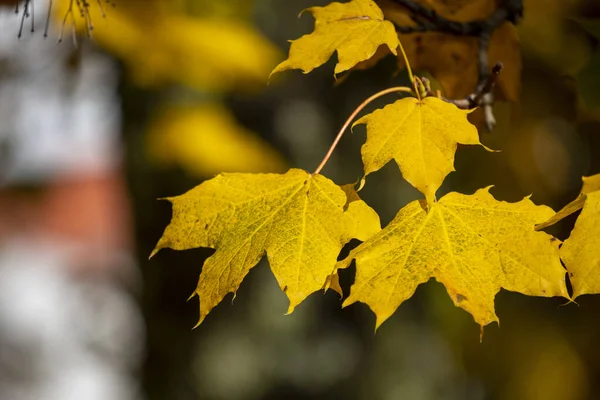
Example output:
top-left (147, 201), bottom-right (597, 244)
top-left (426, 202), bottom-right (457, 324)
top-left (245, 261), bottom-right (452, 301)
top-left (441, 63), bottom-right (503, 109)
top-left (16, 0), bottom-right (111, 40)
top-left (45, 0), bottom-right (53, 37)
top-left (30, 0), bottom-right (34, 33)
top-left (436, 63), bottom-right (503, 131)
top-left (18, 0), bottom-right (30, 38)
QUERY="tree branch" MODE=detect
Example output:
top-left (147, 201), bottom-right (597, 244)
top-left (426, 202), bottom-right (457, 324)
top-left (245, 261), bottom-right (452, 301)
top-left (439, 62), bottom-right (503, 131)
top-left (385, 0), bottom-right (523, 131)
top-left (389, 0), bottom-right (483, 36)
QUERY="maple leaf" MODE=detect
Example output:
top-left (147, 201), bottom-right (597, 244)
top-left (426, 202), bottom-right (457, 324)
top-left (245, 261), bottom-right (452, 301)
top-left (355, 96), bottom-right (487, 204)
top-left (537, 174), bottom-right (600, 298)
top-left (336, 187), bottom-right (567, 329)
top-left (561, 191), bottom-right (600, 298)
top-left (271, 0), bottom-right (399, 77)
top-left (152, 169), bottom-right (380, 325)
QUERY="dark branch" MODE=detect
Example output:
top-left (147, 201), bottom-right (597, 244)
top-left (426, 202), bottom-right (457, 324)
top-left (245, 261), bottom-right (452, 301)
top-left (441, 62), bottom-right (503, 109)
top-left (385, 0), bottom-right (523, 131)
top-left (388, 0), bottom-right (483, 35)
top-left (387, 0), bottom-right (522, 36)
top-left (420, 63), bottom-right (502, 131)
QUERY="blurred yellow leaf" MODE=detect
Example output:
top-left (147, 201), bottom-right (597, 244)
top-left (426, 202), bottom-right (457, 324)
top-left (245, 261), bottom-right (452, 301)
top-left (502, 324), bottom-right (588, 400)
top-left (354, 96), bottom-right (485, 204)
top-left (271, 0), bottom-right (399, 76)
top-left (152, 169), bottom-right (380, 325)
top-left (187, 0), bottom-right (254, 19)
top-left (55, 0), bottom-right (281, 93)
top-left (146, 103), bottom-right (286, 176)
top-left (519, 0), bottom-right (588, 75)
top-left (336, 187), bottom-right (567, 329)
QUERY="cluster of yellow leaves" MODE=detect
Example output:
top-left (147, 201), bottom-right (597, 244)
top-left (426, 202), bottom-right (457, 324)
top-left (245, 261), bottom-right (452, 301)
top-left (153, 0), bottom-right (599, 331)
top-left (54, 0), bottom-right (280, 93)
top-left (53, 0), bottom-right (286, 177)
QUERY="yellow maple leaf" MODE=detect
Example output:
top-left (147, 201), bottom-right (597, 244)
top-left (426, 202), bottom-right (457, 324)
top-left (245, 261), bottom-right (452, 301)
top-left (355, 96), bottom-right (487, 204)
top-left (271, 0), bottom-right (399, 77)
top-left (145, 103), bottom-right (286, 176)
top-left (152, 169), bottom-right (380, 325)
top-left (336, 187), bottom-right (567, 329)
top-left (561, 191), bottom-right (600, 298)
top-left (537, 173), bottom-right (600, 298)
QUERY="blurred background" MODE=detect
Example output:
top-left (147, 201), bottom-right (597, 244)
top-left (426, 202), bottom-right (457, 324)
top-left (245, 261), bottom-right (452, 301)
top-left (0, 0), bottom-right (599, 399)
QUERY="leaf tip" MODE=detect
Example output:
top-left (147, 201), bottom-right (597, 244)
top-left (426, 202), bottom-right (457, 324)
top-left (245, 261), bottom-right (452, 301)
top-left (341, 296), bottom-right (353, 309)
top-left (285, 295), bottom-right (299, 315)
top-left (149, 248), bottom-right (160, 260)
top-left (352, 115), bottom-right (368, 129)
top-left (333, 63), bottom-right (351, 76)
top-left (374, 314), bottom-right (388, 333)
top-left (285, 304), bottom-right (295, 316)
top-left (388, 41), bottom-right (399, 56)
top-left (187, 291), bottom-right (197, 302)
top-left (482, 143), bottom-right (499, 153)
top-left (298, 6), bottom-right (314, 19)
top-left (192, 317), bottom-right (203, 330)
top-left (357, 177), bottom-right (366, 192)
top-left (269, 63), bottom-right (287, 80)
top-left (480, 185), bottom-right (495, 194)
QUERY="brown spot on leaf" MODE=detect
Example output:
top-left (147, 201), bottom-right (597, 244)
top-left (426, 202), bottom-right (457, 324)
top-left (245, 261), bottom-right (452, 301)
top-left (456, 293), bottom-right (468, 303)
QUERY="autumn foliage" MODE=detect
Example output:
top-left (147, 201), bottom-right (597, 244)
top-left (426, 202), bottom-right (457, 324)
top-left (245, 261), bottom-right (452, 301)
top-left (151, 0), bottom-right (600, 333)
